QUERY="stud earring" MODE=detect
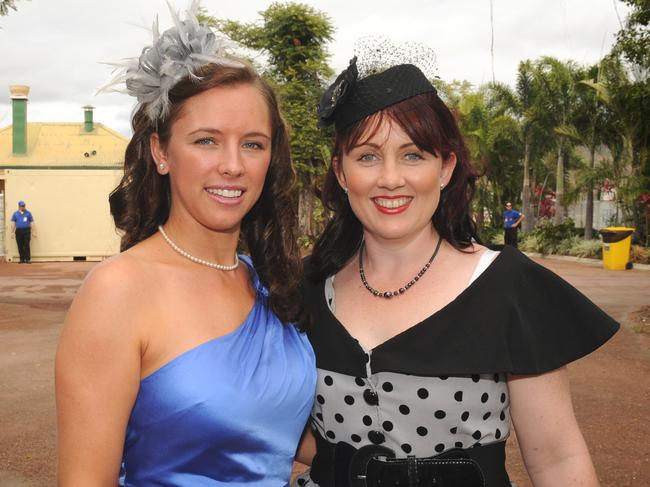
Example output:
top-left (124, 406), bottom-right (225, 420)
top-left (440, 183), bottom-right (445, 189)
top-left (159, 163), bottom-right (166, 171)
top-left (342, 187), bottom-right (348, 195)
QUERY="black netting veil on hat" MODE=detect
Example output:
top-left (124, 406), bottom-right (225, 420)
top-left (317, 37), bottom-right (438, 131)
top-left (330, 63), bottom-right (436, 131)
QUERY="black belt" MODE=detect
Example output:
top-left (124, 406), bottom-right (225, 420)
top-left (311, 430), bottom-right (511, 487)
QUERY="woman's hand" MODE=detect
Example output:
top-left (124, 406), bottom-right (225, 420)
top-left (508, 367), bottom-right (600, 487)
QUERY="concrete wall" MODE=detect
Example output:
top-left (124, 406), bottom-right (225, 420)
top-left (567, 197), bottom-right (619, 229)
top-left (2, 169), bottom-right (122, 262)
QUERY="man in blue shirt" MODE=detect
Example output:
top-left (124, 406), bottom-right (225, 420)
top-left (503, 201), bottom-right (525, 248)
top-left (11, 200), bottom-right (36, 263)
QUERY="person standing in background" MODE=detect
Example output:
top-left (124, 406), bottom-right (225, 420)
top-left (503, 201), bottom-right (524, 248)
top-left (11, 200), bottom-right (36, 263)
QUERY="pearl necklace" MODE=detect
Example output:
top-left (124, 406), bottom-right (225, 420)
top-left (158, 225), bottom-right (239, 271)
top-left (359, 237), bottom-right (443, 298)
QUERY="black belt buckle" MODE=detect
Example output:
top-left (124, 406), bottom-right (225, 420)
top-left (348, 444), bottom-right (396, 487)
top-left (408, 456), bottom-right (486, 487)
top-left (349, 447), bottom-right (486, 487)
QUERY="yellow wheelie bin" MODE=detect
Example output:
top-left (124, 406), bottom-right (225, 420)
top-left (599, 227), bottom-right (635, 270)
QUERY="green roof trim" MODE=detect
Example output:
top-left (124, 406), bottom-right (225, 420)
top-left (12, 99), bottom-right (27, 155)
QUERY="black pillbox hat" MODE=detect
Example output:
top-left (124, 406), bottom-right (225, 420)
top-left (318, 62), bottom-right (436, 132)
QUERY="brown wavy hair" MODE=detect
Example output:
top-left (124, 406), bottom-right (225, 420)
top-left (309, 91), bottom-right (481, 283)
top-left (109, 62), bottom-right (307, 327)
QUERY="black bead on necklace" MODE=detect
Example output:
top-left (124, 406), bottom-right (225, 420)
top-left (359, 237), bottom-right (444, 299)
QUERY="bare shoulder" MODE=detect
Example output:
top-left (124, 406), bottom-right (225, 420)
top-left (63, 240), bottom-right (161, 342)
top-left (79, 233), bottom-right (166, 299)
top-left (426, 242), bottom-right (494, 287)
top-left (442, 241), bottom-right (491, 265)
top-left (465, 242), bottom-right (490, 255)
top-left (75, 251), bottom-right (149, 310)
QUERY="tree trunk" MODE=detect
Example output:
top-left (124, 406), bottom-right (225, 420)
top-left (521, 135), bottom-right (534, 231)
top-left (584, 188), bottom-right (594, 239)
top-left (475, 178), bottom-right (486, 230)
top-left (532, 165), bottom-right (539, 219)
top-left (553, 142), bottom-right (564, 224)
top-left (298, 186), bottom-right (314, 239)
top-left (584, 143), bottom-right (596, 240)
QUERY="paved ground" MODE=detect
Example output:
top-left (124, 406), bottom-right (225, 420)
top-left (0, 258), bottom-right (648, 486)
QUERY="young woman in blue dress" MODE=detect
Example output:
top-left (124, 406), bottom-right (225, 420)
top-left (55, 5), bottom-right (315, 486)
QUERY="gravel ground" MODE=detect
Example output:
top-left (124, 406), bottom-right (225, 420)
top-left (1, 258), bottom-right (648, 486)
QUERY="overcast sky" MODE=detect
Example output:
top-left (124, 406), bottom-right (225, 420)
top-left (0, 0), bottom-right (632, 136)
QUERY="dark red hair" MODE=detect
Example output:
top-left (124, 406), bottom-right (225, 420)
top-left (308, 90), bottom-right (480, 282)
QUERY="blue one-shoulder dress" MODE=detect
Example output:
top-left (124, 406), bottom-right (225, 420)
top-left (119, 256), bottom-right (316, 486)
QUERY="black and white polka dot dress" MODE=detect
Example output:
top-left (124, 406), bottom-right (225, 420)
top-left (297, 246), bottom-right (619, 487)
top-left (313, 369), bottom-right (510, 456)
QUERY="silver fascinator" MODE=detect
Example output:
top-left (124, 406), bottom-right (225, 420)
top-left (101, 0), bottom-right (243, 123)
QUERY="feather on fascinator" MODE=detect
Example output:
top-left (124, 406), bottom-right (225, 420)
top-left (101, 0), bottom-right (243, 123)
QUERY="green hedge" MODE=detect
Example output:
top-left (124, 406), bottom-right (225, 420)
top-left (484, 218), bottom-right (650, 264)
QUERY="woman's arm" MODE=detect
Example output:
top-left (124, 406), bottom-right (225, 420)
top-left (508, 367), bottom-right (600, 487)
top-left (295, 423), bottom-right (316, 466)
top-left (56, 261), bottom-right (143, 486)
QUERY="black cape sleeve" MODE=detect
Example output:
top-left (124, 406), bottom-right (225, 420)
top-left (371, 246), bottom-right (620, 376)
top-left (305, 247), bottom-right (620, 377)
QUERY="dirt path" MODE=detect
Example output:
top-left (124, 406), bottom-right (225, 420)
top-left (1, 258), bottom-right (648, 486)
top-left (0, 263), bottom-right (93, 487)
top-left (504, 258), bottom-right (650, 487)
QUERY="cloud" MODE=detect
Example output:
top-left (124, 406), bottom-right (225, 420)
top-left (0, 0), bottom-right (632, 136)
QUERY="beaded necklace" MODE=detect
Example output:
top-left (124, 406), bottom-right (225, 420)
top-left (359, 237), bottom-right (443, 298)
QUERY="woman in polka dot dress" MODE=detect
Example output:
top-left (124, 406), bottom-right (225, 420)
top-left (293, 51), bottom-right (618, 487)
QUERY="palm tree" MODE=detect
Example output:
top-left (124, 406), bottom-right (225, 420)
top-left (534, 57), bottom-right (578, 224)
top-left (582, 55), bottom-right (650, 236)
top-left (555, 65), bottom-right (617, 239)
top-left (457, 86), bottom-right (523, 231)
top-left (516, 62), bottom-right (538, 231)
top-left (487, 61), bottom-right (541, 231)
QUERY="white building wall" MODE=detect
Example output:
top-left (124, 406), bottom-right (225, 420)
top-left (2, 169), bottom-right (122, 262)
top-left (567, 196), bottom-right (619, 230)
top-left (567, 199), bottom-right (586, 227)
